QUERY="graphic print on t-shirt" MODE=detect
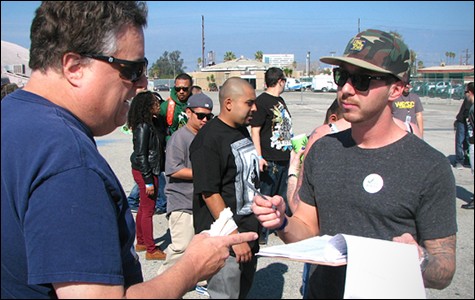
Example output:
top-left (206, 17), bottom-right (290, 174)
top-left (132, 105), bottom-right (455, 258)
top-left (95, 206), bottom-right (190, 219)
top-left (231, 138), bottom-right (260, 215)
top-left (270, 102), bottom-right (293, 151)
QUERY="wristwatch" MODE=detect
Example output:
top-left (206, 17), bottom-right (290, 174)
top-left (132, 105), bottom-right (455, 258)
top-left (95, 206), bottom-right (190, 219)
top-left (288, 173), bottom-right (298, 179)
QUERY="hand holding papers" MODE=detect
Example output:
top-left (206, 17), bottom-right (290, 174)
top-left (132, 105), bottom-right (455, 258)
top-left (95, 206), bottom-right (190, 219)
top-left (257, 234), bottom-right (426, 298)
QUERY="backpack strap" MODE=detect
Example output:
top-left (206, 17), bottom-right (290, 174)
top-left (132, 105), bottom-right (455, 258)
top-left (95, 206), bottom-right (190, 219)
top-left (166, 98), bottom-right (176, 126)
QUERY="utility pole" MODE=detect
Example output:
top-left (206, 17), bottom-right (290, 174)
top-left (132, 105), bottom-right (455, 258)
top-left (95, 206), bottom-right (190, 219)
top-left (306, 51), bottom-right (310, 76)
top-left (358, 18), bottom-right (360, 33)
top-left (463, 48), bottom-right (471, 65)
top-left (202, 15), bottom-right (205, 68)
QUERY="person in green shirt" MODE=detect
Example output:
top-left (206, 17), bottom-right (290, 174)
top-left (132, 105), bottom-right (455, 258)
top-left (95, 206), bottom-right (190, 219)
top-left (161, 73), bottom-right (193, 140)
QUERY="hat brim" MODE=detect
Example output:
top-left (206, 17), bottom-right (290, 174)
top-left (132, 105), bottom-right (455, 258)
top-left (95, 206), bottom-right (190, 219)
top-left (320, 56), bottom-right (393, 76)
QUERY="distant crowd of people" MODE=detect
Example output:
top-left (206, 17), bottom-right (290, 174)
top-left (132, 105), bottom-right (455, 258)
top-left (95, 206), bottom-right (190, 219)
top-left (2, 1), bottom-right (473, 299)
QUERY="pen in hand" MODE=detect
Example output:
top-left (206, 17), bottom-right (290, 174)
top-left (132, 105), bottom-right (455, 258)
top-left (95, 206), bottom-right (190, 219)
top-left (245, 181), bottom-right (277, 210)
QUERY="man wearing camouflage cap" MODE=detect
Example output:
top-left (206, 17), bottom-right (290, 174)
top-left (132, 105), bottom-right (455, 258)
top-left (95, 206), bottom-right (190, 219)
top-left (252, 29), bottom-right (456, 298)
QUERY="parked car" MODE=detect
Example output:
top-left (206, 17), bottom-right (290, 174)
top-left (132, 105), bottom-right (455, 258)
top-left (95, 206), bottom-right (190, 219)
top-left (441, 83), bottom-right (465, 100)
top-left (426, 81), bottom-right (449, 97)
top-left (285, 78), bottom-right (303, 91)
top-left (154, 84), bottom-right (170, 91)
top-left (299, 76), bottom-right (313, 91)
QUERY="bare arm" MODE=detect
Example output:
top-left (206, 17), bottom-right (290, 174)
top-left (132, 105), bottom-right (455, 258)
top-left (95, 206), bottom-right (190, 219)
top-left (54, 232), bottom-right (258, 298)
top-left (250, 126), bottom-right (267, 171)
top-left (288, 125), bottom-right (331, 213)
top-left (393, 233), bottom-right (456, 289)
top-left (416, 112), bottom-right (424, 138)
top-left (252, 193), bottom-right (319, 244)
top-left (170, 167), bottom-right (193, 180)
top-left (202, 192), bottom-right (252, 263)
top-left (286, 149), bottom-right (304, 213)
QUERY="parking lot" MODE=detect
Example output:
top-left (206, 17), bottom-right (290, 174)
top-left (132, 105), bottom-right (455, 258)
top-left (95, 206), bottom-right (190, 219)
top-left (97, 90), bottom-right (473, 299)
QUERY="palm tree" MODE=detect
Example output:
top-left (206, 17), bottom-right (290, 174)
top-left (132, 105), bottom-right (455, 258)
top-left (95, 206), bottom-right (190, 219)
top-left (197, 57), bottom-right (202, 69)
top-left (410, 50), bottom-right (417, 76)
top-left (224, 51), bottom-right (236, 61)
top-left (449, 52), bottom-right (456, 64)
top-left (254, 50), bottom-right (263, 62)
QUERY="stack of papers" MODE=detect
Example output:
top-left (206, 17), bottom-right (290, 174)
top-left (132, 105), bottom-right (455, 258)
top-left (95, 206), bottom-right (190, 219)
top-left (257, 234), bottom-right (347, 266)
top-left (257, 233), bottom-right (426, 298)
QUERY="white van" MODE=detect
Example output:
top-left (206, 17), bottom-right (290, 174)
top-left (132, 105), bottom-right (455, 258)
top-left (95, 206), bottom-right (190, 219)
top-left (311, 75), bottom-right (337, 92)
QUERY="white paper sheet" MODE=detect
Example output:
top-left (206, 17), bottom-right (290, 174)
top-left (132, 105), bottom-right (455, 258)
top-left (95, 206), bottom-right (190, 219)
top-left (342, 234), bottom-right (426, 299)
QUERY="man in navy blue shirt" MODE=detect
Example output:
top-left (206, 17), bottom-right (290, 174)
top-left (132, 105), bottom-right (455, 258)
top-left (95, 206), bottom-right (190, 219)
top-left (1, 2), bottom-right (256, 299)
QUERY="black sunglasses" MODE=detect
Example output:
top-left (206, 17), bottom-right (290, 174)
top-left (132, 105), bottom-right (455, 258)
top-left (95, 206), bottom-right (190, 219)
top-left (174, 86), bottom-right (190, 92)
top-left (189, 108), bottom-right (214, 120)
top-left (83, 54), bottom-right (148, 83)
top-left (333, 68), bottom-right (394, 92)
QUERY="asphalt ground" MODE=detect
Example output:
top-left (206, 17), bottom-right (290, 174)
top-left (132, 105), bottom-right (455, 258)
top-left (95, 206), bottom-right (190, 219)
top-left (97, 90), bottom-right (474, 299)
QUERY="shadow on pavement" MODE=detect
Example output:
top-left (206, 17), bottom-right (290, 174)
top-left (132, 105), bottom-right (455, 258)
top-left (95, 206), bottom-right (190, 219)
top-left (247, 262), bottom-right (288, 299)
top-left (457, 186), bottom-right (474, 203)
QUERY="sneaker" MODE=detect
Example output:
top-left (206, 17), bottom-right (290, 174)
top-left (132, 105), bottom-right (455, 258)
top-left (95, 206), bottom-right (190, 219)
top-left (145, 248), bottom-right (166, 260)
top-left (195, 285), bottom-right (209, 297)
top-left (454, 162), bottom-right (464, 169)
top-left (130, 206), bottom-right (138, 213)
top-left (461, 200), bottom-right (474, 209)
top-left (135, 244), bottom-right (146, 252)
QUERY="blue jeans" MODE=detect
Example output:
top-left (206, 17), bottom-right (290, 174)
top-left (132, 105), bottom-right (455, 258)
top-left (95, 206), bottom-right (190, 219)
top-left (455, 120), bottom-right (468, 164)
top-left (127, 172), bottom-right (167, 211)
top-left (156, 172), bottom-right (167, 211)
top-left (127, 183), bottom-right (140, 209)
top-left (260, 160), bottom-right (291, 216)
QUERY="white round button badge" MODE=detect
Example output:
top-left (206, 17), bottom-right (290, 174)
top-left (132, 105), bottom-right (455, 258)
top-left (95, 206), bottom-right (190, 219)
top-left (363, 173), bottom-right (384, 194)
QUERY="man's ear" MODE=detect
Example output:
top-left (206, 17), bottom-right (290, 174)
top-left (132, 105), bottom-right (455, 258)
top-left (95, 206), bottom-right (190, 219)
top-left (62, 52), bottom-right (84, 87)
top-left (224, 98), bottom-right (233, 111)
top-left (328, 113), bottom-right (339, 123)
top-left (185, 107), bottom-right (192, 119)
top-left (388, 81), bottom-right (404, 102)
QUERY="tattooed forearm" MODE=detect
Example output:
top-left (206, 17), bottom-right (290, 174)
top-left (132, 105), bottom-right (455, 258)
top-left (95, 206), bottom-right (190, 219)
top-left (422, 235), bottom-right (456, 289)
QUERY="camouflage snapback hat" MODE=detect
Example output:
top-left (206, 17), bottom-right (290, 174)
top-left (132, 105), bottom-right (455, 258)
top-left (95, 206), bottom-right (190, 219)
top-left (320, 29), bottom-right (411, 83)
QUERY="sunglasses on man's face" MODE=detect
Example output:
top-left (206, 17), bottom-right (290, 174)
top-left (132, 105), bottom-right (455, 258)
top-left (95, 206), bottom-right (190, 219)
top-left (189, 108), bottom-right (214, 120)
top-left (174, 86), bottom-right (190, 92)
top-left (83, 54), bottom-right (148, 83)
top-left (333, 68), bottom-right (394, 92)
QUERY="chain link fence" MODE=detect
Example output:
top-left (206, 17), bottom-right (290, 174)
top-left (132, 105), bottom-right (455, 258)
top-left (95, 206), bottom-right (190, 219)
top-left (409, 78), bottom-right (466, 100)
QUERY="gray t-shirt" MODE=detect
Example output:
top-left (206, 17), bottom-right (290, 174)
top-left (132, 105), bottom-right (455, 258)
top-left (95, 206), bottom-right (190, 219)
top-left (299, 129), bottom-right (456, 298)
top-left (164, 125), bottom-right (195, 214)
top-left (391, 92), bottom-right (423, 124)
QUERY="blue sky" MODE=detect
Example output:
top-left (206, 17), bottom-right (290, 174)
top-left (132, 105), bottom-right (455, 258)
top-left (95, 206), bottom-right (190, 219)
top-left (2, 1), bottom-right (474, 72)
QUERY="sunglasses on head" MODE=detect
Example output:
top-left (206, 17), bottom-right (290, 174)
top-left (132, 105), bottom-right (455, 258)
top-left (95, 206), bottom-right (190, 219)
top-left (189, 108), bottom-right (214, 120)
top-left (83, 54), bottom-right (148, 83)
top-left (333, 67), bottom-right (395, 92)
top-left (174, 86), bottom-right (190, 92)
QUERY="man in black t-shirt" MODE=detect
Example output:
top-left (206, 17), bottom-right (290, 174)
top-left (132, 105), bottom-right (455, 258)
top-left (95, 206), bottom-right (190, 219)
top-left (190, 77), bottom-right (261, 299)
top-left (250, 67), bottom-right (293, 244)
